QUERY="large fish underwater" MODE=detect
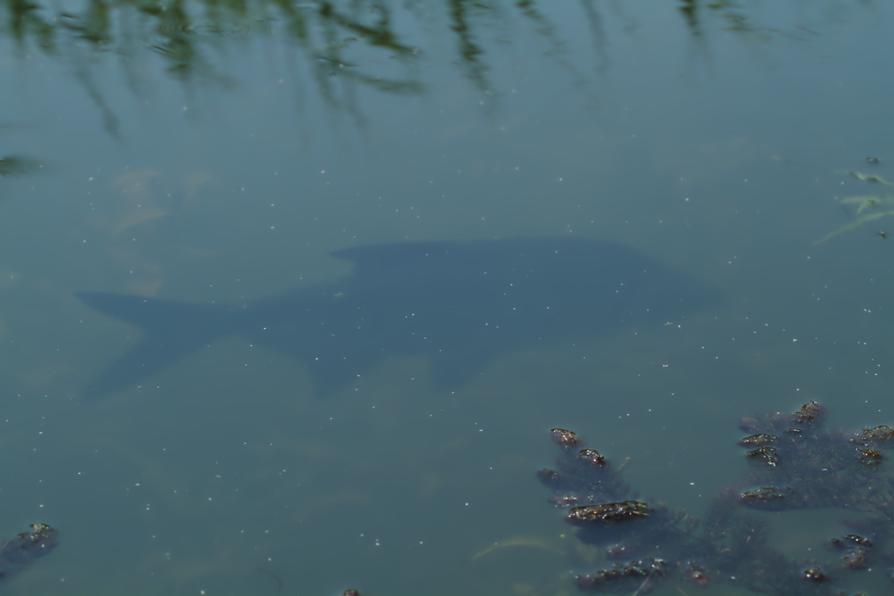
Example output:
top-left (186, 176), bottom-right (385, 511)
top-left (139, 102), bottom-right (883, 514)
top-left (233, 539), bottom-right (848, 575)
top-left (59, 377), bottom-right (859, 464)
top-left (78, 237), bottom-right (719, 399)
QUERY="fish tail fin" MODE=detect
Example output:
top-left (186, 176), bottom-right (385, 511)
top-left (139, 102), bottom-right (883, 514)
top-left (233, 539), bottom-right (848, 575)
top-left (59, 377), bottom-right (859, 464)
top-left (77, 291), bottom-right (233, 399)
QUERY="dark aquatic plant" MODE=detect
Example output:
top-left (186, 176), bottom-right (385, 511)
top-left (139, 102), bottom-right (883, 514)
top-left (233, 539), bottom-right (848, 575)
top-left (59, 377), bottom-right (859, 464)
top-left (539, 401), bottom-right (894, 594)
top-left (0, 523), bottom-right (58, 581)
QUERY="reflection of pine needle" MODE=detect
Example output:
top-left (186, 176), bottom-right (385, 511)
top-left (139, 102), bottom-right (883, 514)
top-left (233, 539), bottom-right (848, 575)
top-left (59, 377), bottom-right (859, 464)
top-left (472, 535), bottom-right (564, 560)
top-left (849, 170), bottom-right (893, 186)
top-left (630, 576), bottom-right (651, 596)
top-left (0, 155), bottom-right (38, 177)
top-left (815, 210), bottom-right (894, 245)
top-left (840, 195), bottom-right (884, 215)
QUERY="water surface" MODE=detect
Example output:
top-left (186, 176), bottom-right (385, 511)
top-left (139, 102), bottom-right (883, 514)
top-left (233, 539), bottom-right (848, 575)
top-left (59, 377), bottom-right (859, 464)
top-left (2, 2), bottom-right (894, 594)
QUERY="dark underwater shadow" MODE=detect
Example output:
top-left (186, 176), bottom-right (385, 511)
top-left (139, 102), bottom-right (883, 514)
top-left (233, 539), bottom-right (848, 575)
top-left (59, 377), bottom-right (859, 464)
top-left (77, 236), bottom-right (721, 400)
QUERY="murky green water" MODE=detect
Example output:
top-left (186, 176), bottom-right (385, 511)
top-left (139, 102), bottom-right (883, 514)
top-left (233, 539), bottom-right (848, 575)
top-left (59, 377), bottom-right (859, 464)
top-left (3, 2), bottom-right (894, 595)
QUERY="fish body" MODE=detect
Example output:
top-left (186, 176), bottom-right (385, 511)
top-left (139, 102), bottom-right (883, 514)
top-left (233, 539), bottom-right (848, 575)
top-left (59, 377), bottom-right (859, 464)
top-left (78, 238), bottom-right (718, 398)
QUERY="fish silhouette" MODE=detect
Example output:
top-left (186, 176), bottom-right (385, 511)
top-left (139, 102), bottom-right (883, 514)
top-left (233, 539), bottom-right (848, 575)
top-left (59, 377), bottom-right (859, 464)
top-left (77, 237), bottom-right (719, 399)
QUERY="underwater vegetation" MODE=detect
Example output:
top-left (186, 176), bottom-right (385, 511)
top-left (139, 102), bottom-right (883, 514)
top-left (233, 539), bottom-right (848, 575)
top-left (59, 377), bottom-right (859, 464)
top-left (0, 523), bottom-right (58, 581)
top-left (817, 160), bottom-right (894, 244)
top-left (539, 401), bottom-right (894, 594)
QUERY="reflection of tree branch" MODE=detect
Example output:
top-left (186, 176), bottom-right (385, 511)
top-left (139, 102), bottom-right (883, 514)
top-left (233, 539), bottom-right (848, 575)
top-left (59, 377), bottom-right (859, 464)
top-left (2, 0), bottom-right (849, 136)
top-left (59, 0), bottom-right (111, 46)
top-left (579, 0), bottom-right (609, 74)
top-left (313, 6), bottom-right (366, 127)
top-left (448, 0), bottom-right (489, 92)
top-left (0, 155), bottom-right (38, 177)
top-left (334, 68), bottom-right (425, 95)
top-left (515, 0), bottom-right (564, 57)
top-left (270, 0), bottom-right (309, 43)
top-left (4, 0), bottom-right (55, 50)
top-left (72, 61), bottom-right (121, 138)
top-left (678, 0), bottom-right (701, 37)
top-left (679, 0), bottom-right (816, 42)
top-left (318, 1), bottom-right (415, 56)
top-left (150, 0), bottom-right (201, 79)
top-left (55, 3), bottom-right (122, 138)
top-left (2, 0), bottom-right (432, 131)
top-left (515, 0), bottom-right (591, 98)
